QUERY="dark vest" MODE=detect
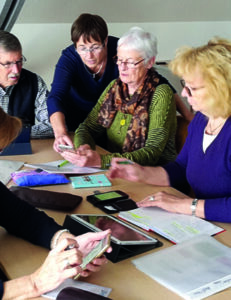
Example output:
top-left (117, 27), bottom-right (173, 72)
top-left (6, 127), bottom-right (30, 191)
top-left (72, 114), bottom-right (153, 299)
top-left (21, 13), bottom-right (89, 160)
top-left (8, 69), bottom-right (38, 126)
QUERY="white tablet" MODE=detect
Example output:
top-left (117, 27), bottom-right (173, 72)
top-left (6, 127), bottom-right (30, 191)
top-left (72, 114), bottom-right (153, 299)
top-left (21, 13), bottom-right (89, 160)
top-left (70, 214), bottom-right (158, 245)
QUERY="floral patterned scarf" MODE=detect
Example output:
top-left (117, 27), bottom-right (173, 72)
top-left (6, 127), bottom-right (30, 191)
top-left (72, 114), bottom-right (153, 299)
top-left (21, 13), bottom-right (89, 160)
top-left (97, 67), bottom-right (160, 152)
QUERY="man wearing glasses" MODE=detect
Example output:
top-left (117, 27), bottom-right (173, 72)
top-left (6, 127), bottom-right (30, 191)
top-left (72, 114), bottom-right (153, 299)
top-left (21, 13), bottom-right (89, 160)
top-left (0, 30), bottom-right (53, 138)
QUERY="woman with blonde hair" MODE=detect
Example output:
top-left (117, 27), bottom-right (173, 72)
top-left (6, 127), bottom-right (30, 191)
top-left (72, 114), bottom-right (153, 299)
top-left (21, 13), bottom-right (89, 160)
top-left (108, 37), bottom-right (231, 223)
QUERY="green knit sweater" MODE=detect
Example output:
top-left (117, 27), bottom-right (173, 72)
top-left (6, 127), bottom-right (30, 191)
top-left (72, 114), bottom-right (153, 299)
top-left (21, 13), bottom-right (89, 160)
top-left (74, 79), bottom-right (177, 169)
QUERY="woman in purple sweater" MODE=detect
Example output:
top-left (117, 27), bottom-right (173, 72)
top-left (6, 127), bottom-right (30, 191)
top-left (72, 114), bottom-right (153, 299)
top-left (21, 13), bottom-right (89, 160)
top-left (108, 37), bottom-right (231, 223)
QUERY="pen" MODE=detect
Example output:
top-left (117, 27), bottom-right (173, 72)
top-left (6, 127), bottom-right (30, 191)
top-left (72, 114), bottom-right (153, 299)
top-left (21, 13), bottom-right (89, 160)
top-left (57, 160), bottom-right (69, 168)
top-left (106, 160), bottom-right (134, 167)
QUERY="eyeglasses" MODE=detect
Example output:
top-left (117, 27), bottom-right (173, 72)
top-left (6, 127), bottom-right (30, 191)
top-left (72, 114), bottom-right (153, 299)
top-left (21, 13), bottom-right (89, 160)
top-left (76, 43), bottom-right (105, 55)
top-left (180, 79), bottom-right (204, 97)
top-left (113, 56), bottom-right (145, 69)
top-left (0, 55), bottom-right (26, 69)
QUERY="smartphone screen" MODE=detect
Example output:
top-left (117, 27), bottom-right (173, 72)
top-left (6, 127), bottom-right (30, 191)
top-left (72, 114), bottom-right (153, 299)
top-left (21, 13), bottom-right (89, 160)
top-left (58, 144), bottom-right (74, 152)
top-left (94, 191), bottom-right (126, 201)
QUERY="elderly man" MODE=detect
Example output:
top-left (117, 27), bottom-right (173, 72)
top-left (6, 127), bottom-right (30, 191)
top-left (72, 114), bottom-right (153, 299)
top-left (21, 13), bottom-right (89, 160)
top-left (0, 30), bottom-right (53, 138)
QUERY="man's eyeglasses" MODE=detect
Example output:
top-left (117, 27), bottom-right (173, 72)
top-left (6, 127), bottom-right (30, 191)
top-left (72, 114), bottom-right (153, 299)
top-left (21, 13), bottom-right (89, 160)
top-left (180, 79), bottom-right (204, 97)
top-left (76, 43), bottom-right (105, 55)
top-left (0, 55), bottom-right (26, 69)
top-left (113, 56), bottom-right (145, 69)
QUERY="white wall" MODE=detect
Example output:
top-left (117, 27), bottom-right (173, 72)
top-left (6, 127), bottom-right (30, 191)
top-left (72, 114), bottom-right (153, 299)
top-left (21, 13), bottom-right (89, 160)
top-left (12, 21), bottom-right (231, 97)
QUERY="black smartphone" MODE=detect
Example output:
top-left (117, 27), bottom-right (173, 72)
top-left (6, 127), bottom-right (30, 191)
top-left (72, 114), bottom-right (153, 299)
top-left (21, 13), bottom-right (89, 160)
top-left (87, 190), bottom-right (129, 206)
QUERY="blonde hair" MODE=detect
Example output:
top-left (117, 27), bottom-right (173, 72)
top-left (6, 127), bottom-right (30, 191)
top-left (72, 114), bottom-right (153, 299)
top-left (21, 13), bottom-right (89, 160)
top-left (0, 108), bottom-right (22, 149)
top-left (169, 37), bottom-right (231, 118)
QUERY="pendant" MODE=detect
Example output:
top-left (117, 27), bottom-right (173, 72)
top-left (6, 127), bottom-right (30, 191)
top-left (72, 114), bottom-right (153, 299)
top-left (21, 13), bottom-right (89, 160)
top-left (118, 119), bottom-right (126, 134)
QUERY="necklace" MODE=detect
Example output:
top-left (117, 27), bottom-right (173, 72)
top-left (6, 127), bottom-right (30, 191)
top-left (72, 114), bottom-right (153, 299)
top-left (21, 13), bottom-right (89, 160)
top-left (207, 120), bottom-right (225, 135)
top-left (84, 62), bottom-right (103, 79)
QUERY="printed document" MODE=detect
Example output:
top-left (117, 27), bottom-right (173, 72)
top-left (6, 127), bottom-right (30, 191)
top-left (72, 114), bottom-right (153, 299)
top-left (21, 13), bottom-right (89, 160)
top-left (132, 235), bottom-right (231, 300)
top-left (119, 207), bottom-right (223, 243)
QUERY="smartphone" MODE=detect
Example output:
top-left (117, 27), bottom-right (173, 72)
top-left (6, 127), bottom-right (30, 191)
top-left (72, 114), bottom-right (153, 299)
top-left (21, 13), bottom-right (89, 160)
top-left (58, 144), bottom-right (75, 152)
top-left (74, 233), bottom-right (111, 280)
top-left (87, 190), bottom-right (129, 206)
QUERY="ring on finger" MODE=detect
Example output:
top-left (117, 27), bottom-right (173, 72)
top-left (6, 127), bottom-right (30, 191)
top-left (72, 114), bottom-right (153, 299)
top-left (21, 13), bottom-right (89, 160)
top-left (149, 196), bottom-right (155, 201)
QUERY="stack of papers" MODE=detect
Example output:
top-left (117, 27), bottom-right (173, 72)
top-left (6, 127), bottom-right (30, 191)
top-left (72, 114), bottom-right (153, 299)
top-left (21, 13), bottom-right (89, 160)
top-left (132, 235), bottom-right (231, 300)
top-left (25, 160), bottom-right (104, 174)
top-left (0, 160), bottom-right (24, 185)
top-left (119, 207), bottom-right (224, 244)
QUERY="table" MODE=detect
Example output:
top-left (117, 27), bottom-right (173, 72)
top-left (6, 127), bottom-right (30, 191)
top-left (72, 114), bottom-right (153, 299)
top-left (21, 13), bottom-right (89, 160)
top-left (1, 139), bottom-right (231, 300)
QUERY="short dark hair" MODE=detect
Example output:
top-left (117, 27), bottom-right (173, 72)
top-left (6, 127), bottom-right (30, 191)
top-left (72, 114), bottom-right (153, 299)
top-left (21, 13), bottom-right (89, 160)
top-left (71, 13), bottom-right (108, 45)
top-left (0, 30), bottom-right (22, 52)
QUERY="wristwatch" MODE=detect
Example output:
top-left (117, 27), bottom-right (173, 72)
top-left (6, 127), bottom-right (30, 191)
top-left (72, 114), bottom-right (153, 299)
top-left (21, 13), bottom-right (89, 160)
top-left (191, 198), bottom-right (198, 216)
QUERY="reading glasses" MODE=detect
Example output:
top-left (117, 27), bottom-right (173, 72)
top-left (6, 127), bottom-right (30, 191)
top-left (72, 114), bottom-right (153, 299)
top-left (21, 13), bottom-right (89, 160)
top-left (0, 55), bottom-right (26, 69)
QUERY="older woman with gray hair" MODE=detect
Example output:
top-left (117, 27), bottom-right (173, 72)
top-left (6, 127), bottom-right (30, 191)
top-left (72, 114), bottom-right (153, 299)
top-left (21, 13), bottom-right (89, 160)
top-left (60, 27), bottom-right (177, 168)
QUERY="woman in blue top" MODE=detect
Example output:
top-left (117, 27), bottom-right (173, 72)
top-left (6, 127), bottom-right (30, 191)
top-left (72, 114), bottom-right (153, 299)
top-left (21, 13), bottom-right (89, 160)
top-left (48, 13), bottom-right (193, 154)
top-left (108, 37), bottom-right (231, 223)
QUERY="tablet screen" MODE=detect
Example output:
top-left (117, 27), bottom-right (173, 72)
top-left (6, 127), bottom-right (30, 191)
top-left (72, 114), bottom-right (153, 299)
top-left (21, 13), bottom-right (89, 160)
top-left (73, 214), bottom-right (157, 245)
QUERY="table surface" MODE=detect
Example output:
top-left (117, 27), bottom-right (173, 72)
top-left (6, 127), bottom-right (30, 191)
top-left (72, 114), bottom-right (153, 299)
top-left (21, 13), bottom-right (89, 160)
top-left (0, 138), bottom-right (231, 300)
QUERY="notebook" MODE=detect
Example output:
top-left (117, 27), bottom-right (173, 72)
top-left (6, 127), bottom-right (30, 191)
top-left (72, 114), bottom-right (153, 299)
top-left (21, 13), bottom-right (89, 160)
top-left (70, 174), bottom-right (111, 189)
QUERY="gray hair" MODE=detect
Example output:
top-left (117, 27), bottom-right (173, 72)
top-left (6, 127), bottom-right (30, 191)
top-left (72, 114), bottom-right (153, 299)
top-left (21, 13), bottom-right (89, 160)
top-left (117, 27), bottom-right (157, 61)
top-left (0, 30), bottom-right (22, 52)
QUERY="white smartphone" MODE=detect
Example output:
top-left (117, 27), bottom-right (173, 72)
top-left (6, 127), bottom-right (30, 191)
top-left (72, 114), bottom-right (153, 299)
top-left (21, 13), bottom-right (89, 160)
top-left (58, 144), bottom-right (75, 152)
top-left (74, 233), bottom-right (111, 280)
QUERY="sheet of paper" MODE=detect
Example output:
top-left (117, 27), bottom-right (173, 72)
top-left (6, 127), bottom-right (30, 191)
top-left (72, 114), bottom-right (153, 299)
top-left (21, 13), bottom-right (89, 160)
top-left (0, 160), bottom-right (24, 184)
top-left (119, 207), bottom-right (224, 243)
top-left (24, 160), bottom-right (104, 174)
top-left (42, 278), bottom-right (112, 299)
top-left (132, 235), bottom-right (231, 300)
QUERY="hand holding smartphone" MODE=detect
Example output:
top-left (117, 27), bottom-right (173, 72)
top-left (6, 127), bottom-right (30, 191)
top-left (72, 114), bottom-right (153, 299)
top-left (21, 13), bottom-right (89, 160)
top-left (74, 233), bottom-right (111, 280)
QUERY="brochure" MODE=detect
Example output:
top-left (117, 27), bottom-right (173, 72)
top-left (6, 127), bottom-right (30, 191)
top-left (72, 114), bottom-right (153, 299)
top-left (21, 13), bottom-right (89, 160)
top-left (132, 235), bottom-right (231, 300)
top-left (119, 207), bottom-right (224, 244)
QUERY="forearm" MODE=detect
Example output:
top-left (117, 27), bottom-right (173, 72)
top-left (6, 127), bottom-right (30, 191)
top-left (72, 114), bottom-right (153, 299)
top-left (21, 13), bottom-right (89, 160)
top-left (3, 275), bottom-right (39, 300)
top-left (50, 112), bottom-right (67, 138)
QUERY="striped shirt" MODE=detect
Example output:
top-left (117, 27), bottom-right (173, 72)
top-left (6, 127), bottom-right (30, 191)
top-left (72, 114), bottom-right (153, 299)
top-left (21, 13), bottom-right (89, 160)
top-left (0, 74), bottom-right (53, 138)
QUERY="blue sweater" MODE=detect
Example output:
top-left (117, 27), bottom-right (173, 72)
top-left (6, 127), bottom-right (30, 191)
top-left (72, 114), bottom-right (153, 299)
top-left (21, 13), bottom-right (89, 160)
top-left (0, 182), bottom-right (62, 297)
top-left (47, 36), bottom-right (119, 131)
top-left (163, 112), bottom-right (231, 222)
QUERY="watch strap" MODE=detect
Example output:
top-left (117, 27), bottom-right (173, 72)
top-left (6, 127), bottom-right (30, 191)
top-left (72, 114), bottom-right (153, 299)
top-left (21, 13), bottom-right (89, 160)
top-left (191, 198), bottom-right (198, 216)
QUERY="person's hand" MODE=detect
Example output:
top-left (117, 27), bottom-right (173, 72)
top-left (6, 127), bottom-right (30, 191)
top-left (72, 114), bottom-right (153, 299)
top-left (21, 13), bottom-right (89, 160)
top-left (61, 146), bottom-right (101, 168)
top-left (53, 134), bottom-right (74, 153)
top-left (138, 191), bottom-right (192, 215)
top-left (30, 238), bottom-right (83, 295)
top-left (75, 230), bottom-right (112, 278)
top-left (107, 158), bottom-right (145, 182)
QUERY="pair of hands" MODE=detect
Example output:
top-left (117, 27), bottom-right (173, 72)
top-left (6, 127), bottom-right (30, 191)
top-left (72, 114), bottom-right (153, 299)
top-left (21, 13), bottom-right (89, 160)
top-left (53, 134), bottom-right (101, 168)
top-left (31, 230), bottom-right (111, 296)
top-left (107, 158), bottom-right (193, 215)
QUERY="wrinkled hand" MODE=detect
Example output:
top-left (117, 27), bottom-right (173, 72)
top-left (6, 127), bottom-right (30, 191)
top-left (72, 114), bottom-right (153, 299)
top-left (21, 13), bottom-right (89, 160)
top-left (30, 238), bottom-right (82, 295)
top-left (138, 191), bottom-right (192, 215)
top-left (53, 134), bottom-right (74, 153)
top-left (75, 230), bottom-right (112, 278)
top-left (61, 145), bottom-right (101, 168)
top-left (107, 158), bottom-right (144, 182)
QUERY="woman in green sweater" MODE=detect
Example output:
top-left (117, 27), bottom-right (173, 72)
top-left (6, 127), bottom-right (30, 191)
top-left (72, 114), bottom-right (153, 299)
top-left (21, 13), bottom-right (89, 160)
top-left (61, 27), bottom-right (177, 169)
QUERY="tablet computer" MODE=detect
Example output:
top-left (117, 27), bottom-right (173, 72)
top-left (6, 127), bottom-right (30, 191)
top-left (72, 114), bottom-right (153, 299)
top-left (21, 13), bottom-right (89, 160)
top-left (70, 214), bottom-right (158, 245)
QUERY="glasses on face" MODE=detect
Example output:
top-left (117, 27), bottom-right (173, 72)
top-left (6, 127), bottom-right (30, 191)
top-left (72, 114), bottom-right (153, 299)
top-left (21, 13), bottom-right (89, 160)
top-left (0, 55), bottom-right (26, 69)
top-left (76, 43), bottom-right (105, 55)
top-left (180, 79), bottom-right (205, 97)
top-left (113, 56), bottom-right (145, 69)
